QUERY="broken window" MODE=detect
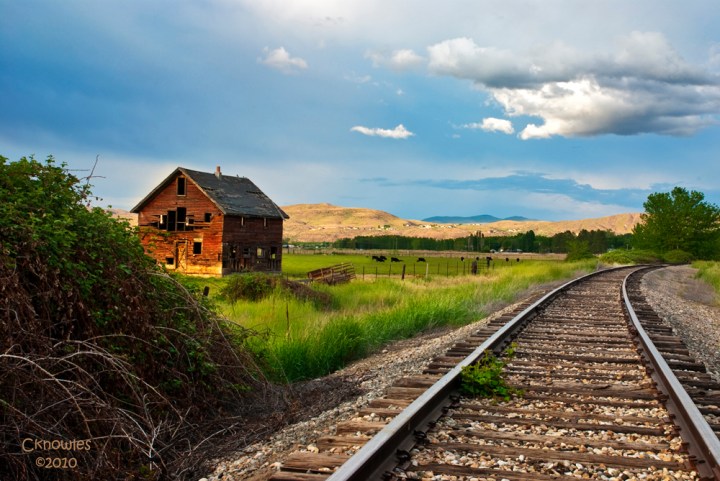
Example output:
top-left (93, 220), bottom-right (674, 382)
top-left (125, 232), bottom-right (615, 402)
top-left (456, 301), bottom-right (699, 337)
top-left (257, 247), bottom-right (265, 258)
top-left (193, 241), bottom-right (202, 255)
top-left (270, 246), bottom-right (277, 260)
top-left (204, 213), bottom-right (212, 222)
top-left (159, 214), bottom-right (167, 229)
top-left (177, 177), bottom-right (186, 195)
top-left (165, 257), bottom-right (174, 265)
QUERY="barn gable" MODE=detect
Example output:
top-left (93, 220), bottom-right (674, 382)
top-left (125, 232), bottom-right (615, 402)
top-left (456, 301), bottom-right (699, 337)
top-left (131, 167), bottom-right (288, 219)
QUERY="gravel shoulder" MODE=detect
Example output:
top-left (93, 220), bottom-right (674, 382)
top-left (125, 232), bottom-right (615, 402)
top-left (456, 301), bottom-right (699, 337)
top-left (641, 264), bottom-right (720, 380)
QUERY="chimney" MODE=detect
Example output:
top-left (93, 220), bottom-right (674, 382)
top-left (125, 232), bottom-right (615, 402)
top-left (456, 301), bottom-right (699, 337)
top-left (215, 165), bottom-right (222, 179)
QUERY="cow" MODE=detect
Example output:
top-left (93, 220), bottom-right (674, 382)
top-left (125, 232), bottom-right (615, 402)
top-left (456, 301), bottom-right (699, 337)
top-left (417, 257), bottom-right (426, 262)
top-left (390, 257), bottom-right (401, 262)
top-left (372, 255), bottom-right (386, 262)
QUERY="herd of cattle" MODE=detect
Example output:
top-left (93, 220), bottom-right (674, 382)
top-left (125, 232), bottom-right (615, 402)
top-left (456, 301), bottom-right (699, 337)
top-left (370, 255), bottom-right (517, 263)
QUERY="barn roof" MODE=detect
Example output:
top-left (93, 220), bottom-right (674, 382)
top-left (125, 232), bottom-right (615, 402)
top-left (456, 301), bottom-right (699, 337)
top-left (130, 167), bottom-right (289, 219)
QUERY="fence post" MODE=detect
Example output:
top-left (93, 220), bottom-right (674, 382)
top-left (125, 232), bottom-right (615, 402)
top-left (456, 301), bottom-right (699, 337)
top-left (285, 302), bottom-right (290, 339)
top-left (401, 264), bottom-right (406, 281)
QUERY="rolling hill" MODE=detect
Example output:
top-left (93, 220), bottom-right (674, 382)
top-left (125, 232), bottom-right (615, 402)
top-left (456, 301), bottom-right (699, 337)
top-left (281, 203), bottom-right (642, 243)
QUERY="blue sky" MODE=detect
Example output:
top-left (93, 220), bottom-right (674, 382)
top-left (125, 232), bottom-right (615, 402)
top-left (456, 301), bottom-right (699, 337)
top-left (2, 0), bottom-right (719, 221)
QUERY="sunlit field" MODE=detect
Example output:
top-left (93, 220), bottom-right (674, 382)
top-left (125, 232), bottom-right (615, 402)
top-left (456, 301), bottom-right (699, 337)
top-left (185, 256), bottom-right (598, 382)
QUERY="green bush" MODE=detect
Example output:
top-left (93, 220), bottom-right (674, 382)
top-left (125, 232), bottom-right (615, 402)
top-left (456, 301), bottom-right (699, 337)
top-left (662, 249), bottom-right (694, 264)
top-left (461, 344), bottom-right (520, 400)
top-left (221, 272), bottom-right (276, 302)
top-left (599, 249), bottom-right (662, 264)
top-left (0, 155), bottom-right (264, 480)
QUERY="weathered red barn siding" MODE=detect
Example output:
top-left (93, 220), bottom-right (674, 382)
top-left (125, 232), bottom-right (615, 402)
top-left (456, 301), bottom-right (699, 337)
top-left (221, 217), bottom-right (284, 274)
top-left (137, 173), bottom-right (225, 276)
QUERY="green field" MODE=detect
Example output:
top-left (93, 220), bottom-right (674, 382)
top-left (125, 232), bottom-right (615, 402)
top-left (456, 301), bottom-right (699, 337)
top-left (180, 254), bottom-right (598, 382)
top-left (281, 251), bottom-right (560, 279)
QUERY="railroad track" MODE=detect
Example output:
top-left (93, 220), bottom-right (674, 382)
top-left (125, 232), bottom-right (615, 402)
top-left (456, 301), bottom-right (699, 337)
top-left (270, 266), bottom-right (720, 481)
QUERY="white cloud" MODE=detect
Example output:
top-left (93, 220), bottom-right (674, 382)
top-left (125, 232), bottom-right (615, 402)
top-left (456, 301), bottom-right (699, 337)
top-left (459, 118), bottom-right (514, 134)
top-left (365, 48), bottom-right (425, 71)
top-left (422, 34), bottom-right (720, 138)
top-left (350, 124), bottom-right (415, 139)
top-left (481, 118), bottom-right (514, 134)
top-left (259, 47), bottom-right (308, 74)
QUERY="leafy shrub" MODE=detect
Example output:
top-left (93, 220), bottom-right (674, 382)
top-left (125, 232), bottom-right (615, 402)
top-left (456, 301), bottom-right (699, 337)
top-left (221, 272), bottom-right (275, 302)
top-left (460, 344), bottom-right (520, 400)
top-left (599, 249), bottom-right (662, 265)
top-left (662, 249), bottom-right (694, 264)
top-left (0, 156), bottom-right (273, 480)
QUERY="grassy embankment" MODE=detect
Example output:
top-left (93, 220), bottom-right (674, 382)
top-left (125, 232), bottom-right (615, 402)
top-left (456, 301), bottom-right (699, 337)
top-left (693, 261), bottom-right (720, 303)
top-left (185, 255), bottom-right (598, 382)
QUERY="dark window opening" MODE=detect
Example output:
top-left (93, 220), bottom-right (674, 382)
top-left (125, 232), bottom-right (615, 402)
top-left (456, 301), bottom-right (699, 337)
top-left (242, 247), bottom-right (250, 258)
top-left (159, 214), bottom-right (167, 230)
top-left (177, 177), bottom-right (186, 195)
top-left (204, 213), bottom-right (212, 222)
top-left (193, 241), bottom-right (202, 255)
top-left (177, 207), bottom-right (187, 231)
top-left (165, 257), bottom-right (174, 265)
top-left (271, 246), bottom-right (278, 259)
top-left (167, 210), bottom-right (177, 231)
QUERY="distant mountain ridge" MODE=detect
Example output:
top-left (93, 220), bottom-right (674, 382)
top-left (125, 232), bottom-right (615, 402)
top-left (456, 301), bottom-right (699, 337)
top-left (422, 214), bottom-right (532, 224)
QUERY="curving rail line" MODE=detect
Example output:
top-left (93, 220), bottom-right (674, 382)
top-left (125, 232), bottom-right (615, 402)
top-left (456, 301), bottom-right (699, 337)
top-left (272, 266), bottom-right (720, 481)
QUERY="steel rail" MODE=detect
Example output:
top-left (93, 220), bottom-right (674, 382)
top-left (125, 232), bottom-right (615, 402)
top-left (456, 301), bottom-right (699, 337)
top-left (623, 268), bottom-right (720, 480)
top-left (326, 266), bottom-right (635, 481)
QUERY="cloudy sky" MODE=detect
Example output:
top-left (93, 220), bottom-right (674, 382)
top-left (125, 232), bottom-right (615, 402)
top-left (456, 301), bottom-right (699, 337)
top-left (2, 0), bottom-right (720, 221)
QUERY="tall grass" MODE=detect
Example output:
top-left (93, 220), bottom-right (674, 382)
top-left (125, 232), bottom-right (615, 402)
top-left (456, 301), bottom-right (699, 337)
top-left (693, 261), bottom-right (720, 303)
top-left (216, 259), bottom-right (597, 382)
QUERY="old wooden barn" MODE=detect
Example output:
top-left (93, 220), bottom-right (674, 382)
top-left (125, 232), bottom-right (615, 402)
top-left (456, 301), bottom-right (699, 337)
top-left (131, 166), bottom-right (289, 276)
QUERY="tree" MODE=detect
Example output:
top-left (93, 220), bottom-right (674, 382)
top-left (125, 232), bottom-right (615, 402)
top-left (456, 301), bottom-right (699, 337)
top-left (633, 187), bottom-right (720, 259)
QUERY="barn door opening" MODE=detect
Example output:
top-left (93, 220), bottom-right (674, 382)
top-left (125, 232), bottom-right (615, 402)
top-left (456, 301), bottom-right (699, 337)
top-left (175, 240), bottom-right (188, 272)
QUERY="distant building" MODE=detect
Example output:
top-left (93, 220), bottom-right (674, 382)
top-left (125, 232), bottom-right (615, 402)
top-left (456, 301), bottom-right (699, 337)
top-left (131, 166), bottom-right (288, 276)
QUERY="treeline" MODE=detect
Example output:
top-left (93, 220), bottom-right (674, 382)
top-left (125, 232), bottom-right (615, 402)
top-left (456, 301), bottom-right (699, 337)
top-left (332, 229), bottom-right (633, 254)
